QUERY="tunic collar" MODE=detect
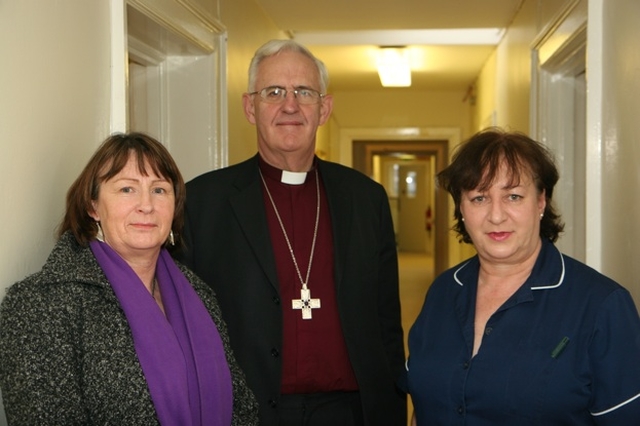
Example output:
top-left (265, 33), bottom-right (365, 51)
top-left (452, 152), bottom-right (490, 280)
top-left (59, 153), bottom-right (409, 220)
top-left (453, 238), bottom-right (566, 292)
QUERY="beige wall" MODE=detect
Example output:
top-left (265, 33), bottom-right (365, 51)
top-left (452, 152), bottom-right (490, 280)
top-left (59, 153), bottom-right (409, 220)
top-left (472, 49), bottom-right (497, 132)
top-left (220, 0), bottom-right (285, 165)
top-left (330, 90), bottom-right (471, 135)
top-left (493, 0), bottom-right (537, 133)
top-left (474, 0), bottom-right (579, 133)
top-left (0, 1), bottom-right (112, 297)
top-left (599, 0), bottom-right (640, 303)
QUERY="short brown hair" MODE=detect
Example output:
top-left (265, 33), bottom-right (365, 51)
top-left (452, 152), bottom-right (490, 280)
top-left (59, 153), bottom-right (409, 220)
top-left (437, 128), bottom-right (564, 244)
top-left (58, 132), bottom-right (185, 250)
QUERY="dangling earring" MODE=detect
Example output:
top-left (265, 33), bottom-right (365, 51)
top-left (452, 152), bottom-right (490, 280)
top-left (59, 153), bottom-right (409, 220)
top-left (168, 230), bottom-right (175, 246)
top-left (96, 221), bottom-right (105, 242)
top-left (540, 212), bottom-right (544, 220)
top-left (461, 217), bottom-right (465, 222)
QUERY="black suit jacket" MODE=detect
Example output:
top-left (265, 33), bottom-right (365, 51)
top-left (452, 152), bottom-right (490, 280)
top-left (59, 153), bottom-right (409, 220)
top-left (179, 155), bottom-right (406, 425)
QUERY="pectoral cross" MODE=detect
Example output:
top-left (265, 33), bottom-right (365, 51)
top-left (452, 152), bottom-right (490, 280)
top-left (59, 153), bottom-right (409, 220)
top-left (292, 286), bottom-right (321, 319)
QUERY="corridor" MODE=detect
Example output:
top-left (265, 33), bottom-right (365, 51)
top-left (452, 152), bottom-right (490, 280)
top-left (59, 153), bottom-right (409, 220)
top-left (399, 251), bottom-right (434, 352)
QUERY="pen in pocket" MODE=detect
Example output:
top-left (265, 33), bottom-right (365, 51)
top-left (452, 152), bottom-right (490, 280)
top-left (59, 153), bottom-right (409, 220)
top-left (551, 336), bottom-right (570, 359)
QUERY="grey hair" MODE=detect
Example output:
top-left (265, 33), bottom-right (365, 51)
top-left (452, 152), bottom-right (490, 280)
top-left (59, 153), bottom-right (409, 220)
top-left (247, 39), bottom-right (329, 94)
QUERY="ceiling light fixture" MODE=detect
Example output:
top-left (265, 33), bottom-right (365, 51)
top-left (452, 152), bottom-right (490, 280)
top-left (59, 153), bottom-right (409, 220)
top-left (377, 47), bottom-right (411, 87)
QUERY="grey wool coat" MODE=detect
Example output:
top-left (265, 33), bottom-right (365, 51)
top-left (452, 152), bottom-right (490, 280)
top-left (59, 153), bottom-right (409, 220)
top-left (0, 232), bottom-right (258, 426)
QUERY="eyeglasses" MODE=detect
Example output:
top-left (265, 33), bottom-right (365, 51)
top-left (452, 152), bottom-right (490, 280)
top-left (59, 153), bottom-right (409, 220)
top-left (249, 86), bottom-right (324, 105)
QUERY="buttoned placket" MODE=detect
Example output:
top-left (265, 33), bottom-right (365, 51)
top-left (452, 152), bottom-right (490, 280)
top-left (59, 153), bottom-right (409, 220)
top-left (454, 269), bottom-right (536, 421)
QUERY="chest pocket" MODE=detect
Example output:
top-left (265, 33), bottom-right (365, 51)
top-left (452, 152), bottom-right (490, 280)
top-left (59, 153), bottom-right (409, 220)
top-left (502, 337), bottom-right (561, 420)
top-left (474, 305), bottom-right (584, 422)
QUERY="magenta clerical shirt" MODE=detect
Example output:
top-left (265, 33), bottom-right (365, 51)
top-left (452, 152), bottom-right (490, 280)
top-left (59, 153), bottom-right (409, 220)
top-left (259, 157), bottom-right (359, 394)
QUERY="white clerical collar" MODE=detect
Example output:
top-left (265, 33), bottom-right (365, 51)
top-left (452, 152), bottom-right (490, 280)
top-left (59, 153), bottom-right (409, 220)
top-left (281, 170), bottom-right (307, 185)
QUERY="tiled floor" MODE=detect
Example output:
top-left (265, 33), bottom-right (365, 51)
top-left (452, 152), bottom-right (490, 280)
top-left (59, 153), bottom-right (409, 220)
top-left (398, 251), bottom-right (434, 425)
top-left (399, 251), bottom-right (434, 352)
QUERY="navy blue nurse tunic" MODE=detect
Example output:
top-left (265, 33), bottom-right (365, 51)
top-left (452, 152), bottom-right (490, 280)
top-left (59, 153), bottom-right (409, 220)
top-left (407, 238), bottom-right (640, 425)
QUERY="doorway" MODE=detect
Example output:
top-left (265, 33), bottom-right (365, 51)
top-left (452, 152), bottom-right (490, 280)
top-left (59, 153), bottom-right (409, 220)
top-left (376, 156), bottom-right (435, 255)
top-left (110, 0), bottom-right (228, 181)
top-left (397, 162), bottom-right (431, 253)
top-left (352, 139), bottom-right (448, 275)
top-left (532, 0), bottom-right (587, 262)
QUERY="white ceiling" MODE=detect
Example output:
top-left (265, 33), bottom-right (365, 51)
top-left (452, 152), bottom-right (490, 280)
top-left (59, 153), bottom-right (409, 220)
top-left (254, 0), bottom-right (525, 91)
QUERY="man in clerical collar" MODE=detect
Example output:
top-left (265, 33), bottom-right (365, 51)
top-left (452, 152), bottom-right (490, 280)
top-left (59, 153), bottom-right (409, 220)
top-left (178, 39), bottom-right (407, 426)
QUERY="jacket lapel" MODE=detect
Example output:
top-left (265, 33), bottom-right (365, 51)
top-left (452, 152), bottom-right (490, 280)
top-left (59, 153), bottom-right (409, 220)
top-left (229, 157), bottom-right (280, 292)
top-left (318, 160), bottom-right (352, 290)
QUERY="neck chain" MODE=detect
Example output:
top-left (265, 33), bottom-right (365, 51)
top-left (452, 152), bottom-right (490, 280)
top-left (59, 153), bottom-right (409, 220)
top-left (259, 168), bottom-right (322, 319)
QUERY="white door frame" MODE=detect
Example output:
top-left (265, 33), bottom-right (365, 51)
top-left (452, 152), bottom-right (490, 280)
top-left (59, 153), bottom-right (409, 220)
top-left (109, 0), bottom-right (228, 179)
top-left (531, 0), bottom-right (601, 265)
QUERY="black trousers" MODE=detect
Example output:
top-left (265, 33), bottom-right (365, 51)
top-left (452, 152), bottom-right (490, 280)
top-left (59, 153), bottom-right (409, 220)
top-left (278, 391), bottom-right (365, 426)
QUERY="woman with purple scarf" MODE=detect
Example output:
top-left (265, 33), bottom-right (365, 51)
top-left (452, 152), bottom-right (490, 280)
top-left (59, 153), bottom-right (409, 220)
top-left (0, 133), bottom-right (258, 425)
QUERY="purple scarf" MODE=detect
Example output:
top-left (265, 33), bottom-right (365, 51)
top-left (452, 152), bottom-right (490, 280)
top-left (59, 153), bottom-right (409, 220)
top-left (90, 241), bottom-right (233, 425)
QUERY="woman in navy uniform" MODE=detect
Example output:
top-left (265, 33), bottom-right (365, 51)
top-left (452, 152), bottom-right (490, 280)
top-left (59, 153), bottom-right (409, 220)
top-left (407, 128), bottom-right (640, 425)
